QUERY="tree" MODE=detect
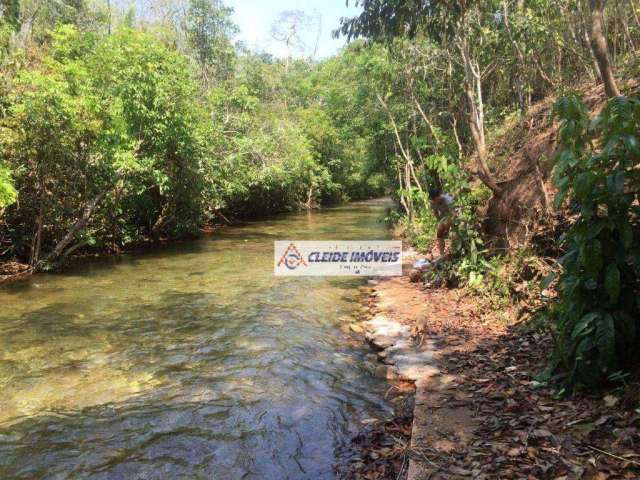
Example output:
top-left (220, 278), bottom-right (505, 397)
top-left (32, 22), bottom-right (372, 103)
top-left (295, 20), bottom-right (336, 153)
top-left (338, 0), bottom-right (504, 195)
top-left (270, 10), bottom-right (316, 72)
top-left (184, 0), bottom-right (237, 88)
top-left (588, 0), bottom-right (621, 97)
top-left (0, 163), bottom-right (16, 210)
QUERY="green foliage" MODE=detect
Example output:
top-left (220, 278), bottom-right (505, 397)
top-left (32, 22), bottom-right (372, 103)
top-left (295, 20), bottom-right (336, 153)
top-left (0, 163), bottom-right (16, 208)
top-left (0, 26), bottom-right (209, 264)
top-left (0, 16), bottom-right (391, 267)
top-left (549, 94), bottom-right (640, 391)
top-left (185, 0), bottom-right (237, 86)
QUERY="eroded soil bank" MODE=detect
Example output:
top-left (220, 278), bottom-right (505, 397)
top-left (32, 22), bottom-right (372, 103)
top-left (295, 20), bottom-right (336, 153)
top-left (346, 256), bottom-right (640, 480)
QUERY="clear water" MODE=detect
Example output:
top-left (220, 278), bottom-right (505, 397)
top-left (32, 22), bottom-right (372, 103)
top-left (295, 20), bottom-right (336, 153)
top-left (0, 199), bottom-right (394, 479)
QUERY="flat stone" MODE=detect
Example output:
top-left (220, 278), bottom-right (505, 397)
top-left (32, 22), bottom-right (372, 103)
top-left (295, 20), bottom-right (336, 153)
top-left (349, 323), bottom-right (365, 334)
top-left (395, 363), bottom-right (439, 381)
top-left (364, 315), bottom-right (407, 333)
top-left (364, 316), bottom-right (411, 349)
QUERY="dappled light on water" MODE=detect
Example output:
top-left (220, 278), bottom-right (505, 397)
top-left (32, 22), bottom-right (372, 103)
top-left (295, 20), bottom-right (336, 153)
top-left (0, 199), bottom-right (394, 479)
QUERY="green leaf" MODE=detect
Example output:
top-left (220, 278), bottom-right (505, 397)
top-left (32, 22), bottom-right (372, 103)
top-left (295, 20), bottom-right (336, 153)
top-left (606, 171), bottom-right (624, 195)
top-left (554, 188), bottom-right (568, 209)
top-left (571, 312), bottom-right (599, 340)
top-left (588, 115), bottom-right (602, 132)
top-left (540, 271), bottom-right (556, 290)
top-left (573, 172), bottom-right (596, 199)
top-left (596, 314), bottom-right (616, 369)
top-left (560, 120), bottom-right (576, 143)
top-left (623, 134), bottom-right (640, 159)
top-left (579, 239), bottom-right (603, 276)
top-left (604, 263), bottom-right (621, 304)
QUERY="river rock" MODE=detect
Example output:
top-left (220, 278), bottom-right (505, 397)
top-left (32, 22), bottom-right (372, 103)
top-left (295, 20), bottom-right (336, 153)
top-left (349, 323), bottom-right (365, 334)
top-left (364, 315), bottom-right (411, 350)
top-left (363, 314), bottom-right (440, 382)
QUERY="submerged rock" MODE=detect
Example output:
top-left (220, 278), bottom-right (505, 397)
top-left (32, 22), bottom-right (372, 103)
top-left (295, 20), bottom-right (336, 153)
top-left (363, 314), bottom-right (439, 382)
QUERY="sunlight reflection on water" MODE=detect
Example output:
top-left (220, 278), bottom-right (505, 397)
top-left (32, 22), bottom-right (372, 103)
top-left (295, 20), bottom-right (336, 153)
top-left (0, 199), bottom-right (395, 479)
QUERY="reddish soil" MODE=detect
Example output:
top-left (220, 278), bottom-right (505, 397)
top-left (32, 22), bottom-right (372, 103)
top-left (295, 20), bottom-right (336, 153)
top-left (347, 266), bottom-right (640, 480)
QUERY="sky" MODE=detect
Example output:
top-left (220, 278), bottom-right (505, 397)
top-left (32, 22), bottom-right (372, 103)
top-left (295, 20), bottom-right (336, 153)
top-left (226, 0), bottom-right (362, 59)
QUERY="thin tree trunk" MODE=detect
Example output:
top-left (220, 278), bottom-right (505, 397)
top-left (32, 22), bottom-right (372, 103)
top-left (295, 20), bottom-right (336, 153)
top-left (61, 240), bottom-right (90, 260)
top-left (377, 92), bottom-right (429, 217)
top-left (584, 29), bottom-right (603, 80)
top-left (617, 0), bottom-right (635, 51)
top-left (37, 191), bottom-right (106, 270)
top-left (29, 210), bottom-right (43, 267)
top-left (151, 202), bottom-right (172, 239)
top-left (397, 165), bottom-right (411, 218)
top-left (376, 92), bottom-right (411, 165)
top-left (451, 115), bottom-right (464, 159)
top-left (631, 0), bottom-right (640, 31)
top-left (589, 0), bottom-right (621, 97)
top-left (502, 0), bottom-right (530, 106)
top-left (306, 185), bottom-right (314, 209)
top-left (404, 162), bottom-right (416, 226)
top-left (412, 95), bottom-right (441, 149)
top-left (457, 37), bottom-right (502, 195)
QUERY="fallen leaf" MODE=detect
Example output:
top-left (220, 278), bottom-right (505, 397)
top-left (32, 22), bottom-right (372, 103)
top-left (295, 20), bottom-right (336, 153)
top-left (507, 447), bottom-right (521, 457)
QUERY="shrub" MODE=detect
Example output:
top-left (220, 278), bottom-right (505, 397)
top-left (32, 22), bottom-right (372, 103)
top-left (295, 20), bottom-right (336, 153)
top-left (549, 94), bottom-right (640, 392)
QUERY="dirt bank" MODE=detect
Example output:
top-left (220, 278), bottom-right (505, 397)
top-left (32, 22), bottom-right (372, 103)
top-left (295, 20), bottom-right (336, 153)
top-left (347, 259), bottom-right (640, 480)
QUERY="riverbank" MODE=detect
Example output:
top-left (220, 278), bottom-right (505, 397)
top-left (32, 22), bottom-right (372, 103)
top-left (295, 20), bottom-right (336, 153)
top-left (0, 198), bottom-right (390, 285)
top-left (349, 257), bottom-right (640, 479)
top-left (0, 222), bottom-right (232, 285)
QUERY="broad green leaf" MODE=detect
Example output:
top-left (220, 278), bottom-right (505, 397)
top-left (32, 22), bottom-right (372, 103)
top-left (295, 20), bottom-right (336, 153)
top-left (606, 171), bottom-right (624, 195)
top-left (573, 172), bottom-right (596, 199)
top-left (571, 312), bottom-right (599, 340)
top-left (540, 271), bottom-right (556, 290)
top-left (588, 115), bottom-right (602, 132)
top-left (579, 239), bottom-right (603, 276)
top-left (604, 263), bottom-right (621, 304)
top-left (596, 314), bottom-right (616, 369)
top-left (623, 134), bottom-right (640, 158)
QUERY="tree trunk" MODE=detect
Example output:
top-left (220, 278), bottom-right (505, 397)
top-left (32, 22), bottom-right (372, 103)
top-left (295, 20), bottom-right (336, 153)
top-left (397, 165), bottom-right (411, 219)
top-left (457, 37), bottom-right (502, 195)
top-left (29, 210), bottom-right (43, 267)
top-left (631, 0), bottom-right (640, 31)
top-left (589, 0), bottom-right (621, 97)
top-left (451, 115), bottom-right (464, 159)
top-left (150, 202), bottom-right (171, 240)
top-left (37, 191), bottom-right (106, 270)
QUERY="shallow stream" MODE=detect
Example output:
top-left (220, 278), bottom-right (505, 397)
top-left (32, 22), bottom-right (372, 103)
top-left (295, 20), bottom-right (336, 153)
top-left (0, 199), bottom-right (394, 479)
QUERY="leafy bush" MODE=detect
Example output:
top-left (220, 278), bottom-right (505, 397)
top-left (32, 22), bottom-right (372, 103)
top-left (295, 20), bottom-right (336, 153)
top-left (0, 163), bottom-right (16, 209)
top-left (549, 94), bottom-right (640, 392)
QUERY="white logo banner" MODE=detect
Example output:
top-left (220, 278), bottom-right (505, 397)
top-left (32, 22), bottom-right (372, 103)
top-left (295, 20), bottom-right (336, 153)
top-left (274, 241), bottom-right (402, 276)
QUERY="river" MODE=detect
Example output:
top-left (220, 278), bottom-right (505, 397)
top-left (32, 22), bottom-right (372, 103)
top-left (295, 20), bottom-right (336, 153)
top-left (0, 199), bottom-right (395, 479)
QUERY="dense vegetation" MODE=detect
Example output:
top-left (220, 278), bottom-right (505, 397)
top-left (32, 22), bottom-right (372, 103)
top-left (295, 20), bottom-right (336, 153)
top-left (1, 0), bottom-right (639, 391)
top-left (0, 0), bottom-right (390, 270)
top-left (336, 0), bottom-right (640, 392)
top-left (549, 94), bottom-right (640, 392)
